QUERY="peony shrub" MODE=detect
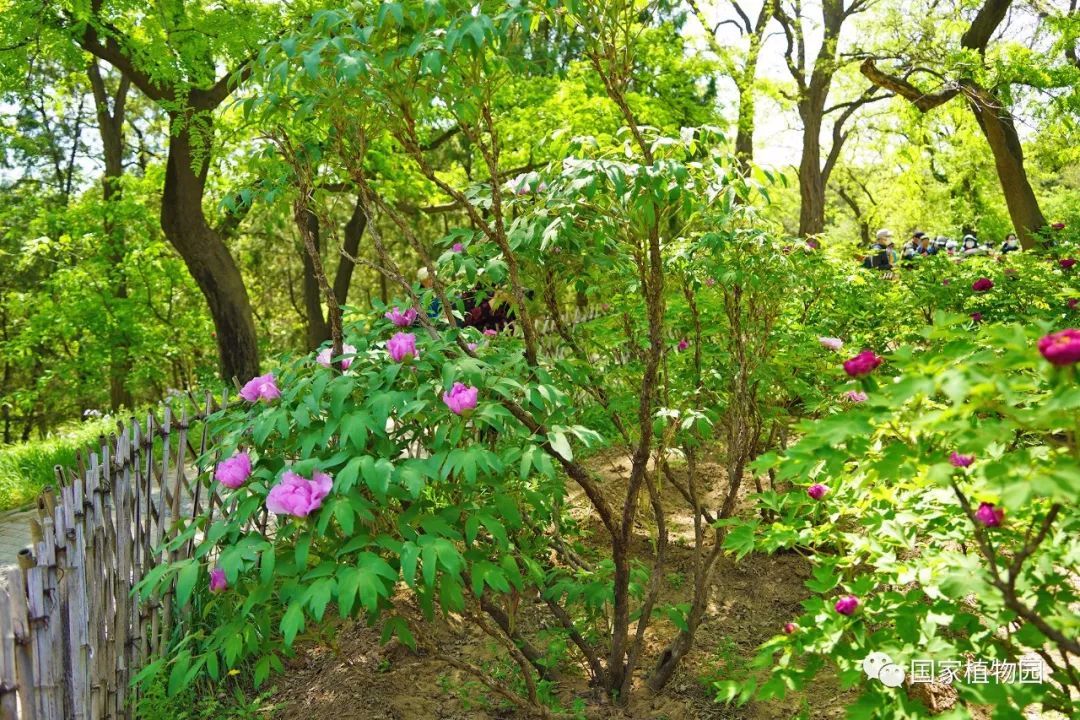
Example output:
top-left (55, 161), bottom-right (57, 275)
top-left (717, 315), bottom-right (1080, 717)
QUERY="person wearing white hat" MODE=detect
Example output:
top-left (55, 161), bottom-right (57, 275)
top-left (862, 229), bottom-right (894, 271)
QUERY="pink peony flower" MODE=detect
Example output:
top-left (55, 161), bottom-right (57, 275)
top-left (239, 373), bottom-right (280, 403)
top-left (844, 390), bottom-right (868, 403)
top-left (1038, 328), bottom-right (1080, 366)
top-left (1060, 258), bottom-right (1076, 269)
top-left (209, 568), bottom-right (227, 593)
top-left (834, 595), bottom-right (859, 616)
top-left (807, 483), bottom-right (828, 500)
top-left (443, 382), bottom-right (478, 415)
top-left (971, 312), bottom-right (983, 323)
top-left (266, 470), bottom-right (332, 518)
top-left (950, 452), bottom-right (975, 468)
top-left (705, 277), bottom-right (716, 288)
top-left (819, 336), bottom-right (843, 351)
top-left (467, 342), bottom-right (479, 352)
top-left (214, 451), bottom-right (252, 489)
top-left (452, 243), bottom-right (464, 253)
top-left (974, 502), bottom-right (1004, 528)
top-left (942, 279), bottom-right (951, 286)
top-left (483, 329), bottom-right (498, 337)
top-left (676, 339), bottom-right (690, 352)
top-left (843, 350), bottom-right (883, 377)
top-left (783, 622), bottom-right (798, 634)
top-left (806, 239), bottom-right (820, 250)
top-left (972, 278), bottom-right (994, 292)
top-left (316, 343), bottom-right (357, 370)
top-left (384, 307), bottom-right (418, 327)
top-left (387, 332), bottom-right (418, 363)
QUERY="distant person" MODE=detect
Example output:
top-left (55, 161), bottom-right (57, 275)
top-left (960, 234), bottom-right (986, 257)
top-left (883, 237), bottom-right (899, 269)
top-left (417, 267), bottom-right (442, 318)
top-left (1000, 232), bottom-right (1021, 254)
top-left (901, 232), bottom-right (920, 261)
top-left (916, 234), bottom-right (938, 256)
top-left (862, 229), bottom-right (894, 271)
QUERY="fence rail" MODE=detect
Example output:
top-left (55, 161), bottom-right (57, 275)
top-left (0, 394), bottom-right (222, 720)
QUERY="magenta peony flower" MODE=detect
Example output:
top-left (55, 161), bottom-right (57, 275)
top-left (209, 568), bottom-right (227, 593)
top-left (974, 502), bottom-right (1004, 527)
top-left (783, 622), bottom-right (798, 634)
top-left (483, 329), bottom-right (498, 337)
top-left (806, 239), bottom-right (820, 250)
top-left (266, 470), bottom-right (332, 518)
top-left (452, 242), bottom-right (464, 253)
top-left (1038, 328), bottom-right (1080, 365)
top-left (843, 350), bottom-right (883, 377)
top-left (834, 595), bottom-right (859, 616)
top-left (844, 390), bottom-right (868, 403)
top-left (676, 338), bottom-right (690, 352)
top-left (1068, 299), bottom-right (1079, 310)
top-left (1052, 222), bottom-right (1066, 231)
top-left (443, 382), bottom-right (478, 415)
top-left (384, 307), bottom-right (418, 327)
top-left (1060, 258), bottom-right (1076, 269)
top-left (819, 336), bottom-right (843, 351)
top-left (239, 373), bottom-right (280, 403)
top-left (807, 483), bottom-right (828, 500)
top-left (971, 312), bottom-right (983, 323)
top-left (950, 452), bottom-right (975, 468)
top-left (942, 279), bottom-right (951, 286)
top-left (705, 277), bottom-right (716, 287)
top-left (214, 450), bottom-right (252, 489)
top-left (316, 343), bottom-right (358, 370)
top-left (387, 332), bottom-right (418, 363)
top-left (972, 278), bottom-right (994, 292)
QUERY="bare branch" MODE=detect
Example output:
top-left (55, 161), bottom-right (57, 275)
top-left (860, 58), bottom-right (960, 111)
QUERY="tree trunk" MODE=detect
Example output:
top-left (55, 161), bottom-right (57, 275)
top-left (964, 83), bottom-right (1046, 247)
top-left (161, 115), bottom-right (260, 381)
top-left (333, 196), bottom-right (367, 307)
top-left (733, 3), bottom-right (771, 171)
top-left (300, 208), bottom-right (331, 349)
top-left (797, 99), bottom-right (827, 238)
top-left (88, 63), bottom-right (134, 412)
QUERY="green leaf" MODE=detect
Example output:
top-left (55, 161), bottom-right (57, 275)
top-left (174, 561), bottom-right (200, 609)
top-left (548, 431), bottom-right (573, 461)
top-left (281, 602), bottom-right (305, 647)
top-left (721, 521), bottom-right (758, 561)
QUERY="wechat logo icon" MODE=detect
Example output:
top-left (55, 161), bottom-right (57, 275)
top-left (862, 652), bottom-right (906, 688)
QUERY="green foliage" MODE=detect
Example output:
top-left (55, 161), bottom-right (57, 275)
top-left (720, 310), bottom-right (1080, 717)
top-left (0, 417), bottom-right (112, 510)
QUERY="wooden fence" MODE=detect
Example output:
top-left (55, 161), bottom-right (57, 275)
top-left (0, 393), bottom-right (224, 720)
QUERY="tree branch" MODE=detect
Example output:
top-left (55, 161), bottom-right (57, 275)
top-left (960, 0), bottom-right (1013, 53)
top-left (859, 59), bottom-right (959, 111)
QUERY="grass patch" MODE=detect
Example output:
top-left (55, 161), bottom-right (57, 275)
top-left (0, 419), bottom-right (114, 512)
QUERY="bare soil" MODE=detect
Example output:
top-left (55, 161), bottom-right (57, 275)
top-left (266, 451), bottom-right (856, 719)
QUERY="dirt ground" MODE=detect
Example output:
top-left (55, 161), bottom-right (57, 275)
top-left (262, 451), bottom-right (857, 720)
